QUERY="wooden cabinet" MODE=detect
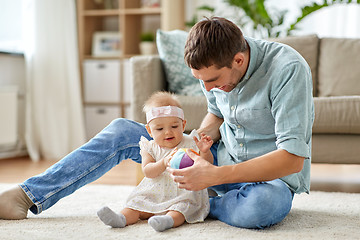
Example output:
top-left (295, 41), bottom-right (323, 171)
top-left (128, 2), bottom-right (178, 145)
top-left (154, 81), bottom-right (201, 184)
top-left (76, 0), bottom-right (184, 139)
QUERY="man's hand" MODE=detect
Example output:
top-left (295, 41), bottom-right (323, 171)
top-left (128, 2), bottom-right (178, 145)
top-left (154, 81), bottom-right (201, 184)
top-left (167, 149), bottom-right (219, 191)
top-left (197, 113), bottom-right (223, 142)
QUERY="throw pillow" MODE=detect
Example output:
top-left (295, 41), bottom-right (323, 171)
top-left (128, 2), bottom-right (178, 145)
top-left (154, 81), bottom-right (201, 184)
top-left (317, 38), bottom-right (360, 97)
top-left (156, 29), bottom-right (203, 96)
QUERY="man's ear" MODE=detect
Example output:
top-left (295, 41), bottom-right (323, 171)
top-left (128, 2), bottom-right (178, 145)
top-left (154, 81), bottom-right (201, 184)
top-left (145, 124), bottom-right (152, 137)
top-left (182, 119), bottom-right (187, 132)
top-left (233, 52), bottom-right (245, 67)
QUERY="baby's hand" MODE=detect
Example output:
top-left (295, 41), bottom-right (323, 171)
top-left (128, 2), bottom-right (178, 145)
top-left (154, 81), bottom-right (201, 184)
top-left (163, 147), bottom-right (178, 167)
top-left (194, 133), bottom-right (213, 153)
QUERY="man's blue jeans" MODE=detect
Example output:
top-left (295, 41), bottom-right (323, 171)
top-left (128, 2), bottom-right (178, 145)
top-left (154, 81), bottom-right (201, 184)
top-left (208, 180), bottom-right (293, 229)
top-left (20, 118), bottom-right (293, 229)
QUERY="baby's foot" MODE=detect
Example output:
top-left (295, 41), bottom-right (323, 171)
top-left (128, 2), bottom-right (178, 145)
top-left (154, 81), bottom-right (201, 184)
top-left (0, 186), bottom-right (33, 220)
top-left (97, 206), bottom-right (126, 228)
top-left (148, 215), bottom-right (174, 232)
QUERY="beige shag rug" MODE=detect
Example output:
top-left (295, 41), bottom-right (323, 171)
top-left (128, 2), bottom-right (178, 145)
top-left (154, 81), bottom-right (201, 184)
top-left (0, 183), bottom-right (359, 240)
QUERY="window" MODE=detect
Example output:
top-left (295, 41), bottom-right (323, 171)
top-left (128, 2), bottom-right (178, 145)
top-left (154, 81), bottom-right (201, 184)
top-left (0, 0), bottom-right (23, 54)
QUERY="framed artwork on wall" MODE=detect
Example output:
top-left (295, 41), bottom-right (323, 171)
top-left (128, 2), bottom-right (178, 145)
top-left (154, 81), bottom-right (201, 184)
top-left (141, 0), bottom-right (160, 8)
top-left (92, 31), bottom-right (121, 57)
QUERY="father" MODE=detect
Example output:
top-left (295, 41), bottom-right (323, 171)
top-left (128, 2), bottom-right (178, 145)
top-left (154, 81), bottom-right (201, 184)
top-left (0, 17), bottom-right (314, 229)
top-left (169, 16), bottom-right (314, 228)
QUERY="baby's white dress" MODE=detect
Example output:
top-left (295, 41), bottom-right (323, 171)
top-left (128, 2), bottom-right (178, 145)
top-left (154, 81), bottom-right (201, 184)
top-left (125, 135), bottom-right (210, 223)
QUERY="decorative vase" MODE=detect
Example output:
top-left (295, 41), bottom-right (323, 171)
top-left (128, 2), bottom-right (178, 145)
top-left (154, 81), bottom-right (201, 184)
top-left (139, 41), bottom-right (155, 55)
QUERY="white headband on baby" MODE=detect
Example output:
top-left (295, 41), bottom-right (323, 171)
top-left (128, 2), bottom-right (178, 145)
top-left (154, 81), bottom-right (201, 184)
top-left (146, 106), bottom-right (184, 123)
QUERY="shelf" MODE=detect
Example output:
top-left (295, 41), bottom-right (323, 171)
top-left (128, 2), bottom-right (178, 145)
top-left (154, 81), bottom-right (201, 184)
top-left (81, 8), bottom-right (161, 17)
top-left (77, 0), bottom-right (185, 123)
top-left (83, 9), bottom-right (120, 16)
top-left (122, 7), bottom-right (161, 15)
top-left (83, 54), bottom-right (151, 60)
top-left (85, 102), bottom-right (130, 106)
top-left (84, 55), bottom-right (123, 60)
top-left (122, 53), bottom-right (144, 58)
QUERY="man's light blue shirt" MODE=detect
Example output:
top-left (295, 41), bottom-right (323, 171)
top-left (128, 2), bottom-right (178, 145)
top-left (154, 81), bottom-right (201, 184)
top-left (201, 37), bottom-right (315, 194)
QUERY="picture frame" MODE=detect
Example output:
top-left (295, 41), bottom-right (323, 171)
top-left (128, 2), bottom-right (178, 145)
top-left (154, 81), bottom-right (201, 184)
top-left (141, 0), bottom-right (160, 8)
top-left (92, 31), bottom-right (121, 57)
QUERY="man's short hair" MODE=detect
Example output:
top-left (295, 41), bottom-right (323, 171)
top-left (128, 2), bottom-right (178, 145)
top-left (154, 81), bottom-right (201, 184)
top-left (184, 17), bottom-right (248, 70)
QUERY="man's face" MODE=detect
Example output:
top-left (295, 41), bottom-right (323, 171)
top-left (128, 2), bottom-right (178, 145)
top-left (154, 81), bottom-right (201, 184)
top-left (191, 64), bottom-right (243, 92)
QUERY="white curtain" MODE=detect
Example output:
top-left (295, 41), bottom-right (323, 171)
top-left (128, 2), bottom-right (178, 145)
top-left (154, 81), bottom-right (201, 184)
top-left (238, 0), bottom-right (360, 38)
top-left (296, 3), bottom-right (360, 38)
top-left (23, 0), bottom-right (86, 161)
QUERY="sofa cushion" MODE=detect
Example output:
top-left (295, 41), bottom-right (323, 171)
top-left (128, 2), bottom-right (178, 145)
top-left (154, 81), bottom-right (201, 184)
top-left (313, 96), bottom-right (360, 134)
top-left (156, 29), bottom-right (203, 96)
top-left (271, 34), bottom-right (319, 97)
top-left (312, 134), bottom-right (360, 164)
top-left (318, 38), bottom-right (360, 97)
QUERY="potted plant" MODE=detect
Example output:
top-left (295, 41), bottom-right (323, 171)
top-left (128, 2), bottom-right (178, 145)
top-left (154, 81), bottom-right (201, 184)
top-left (224, 0), bottom-right (360, 38)
top-left (139, 32), bottom-right (155, 55)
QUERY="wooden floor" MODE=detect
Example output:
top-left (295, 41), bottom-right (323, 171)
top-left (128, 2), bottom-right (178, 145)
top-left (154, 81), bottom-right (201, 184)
top-left (0, 156), bottom-right (139, 186)
top-left (0, 156), bottom-right (359, 193)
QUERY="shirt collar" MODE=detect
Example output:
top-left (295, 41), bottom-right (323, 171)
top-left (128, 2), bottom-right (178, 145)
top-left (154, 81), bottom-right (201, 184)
top-left (242, 36), bottom-right (259, 83)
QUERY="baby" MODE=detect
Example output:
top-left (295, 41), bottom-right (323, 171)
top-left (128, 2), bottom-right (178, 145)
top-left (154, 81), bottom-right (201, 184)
top-left (97, 91), bottom-right (213, 232)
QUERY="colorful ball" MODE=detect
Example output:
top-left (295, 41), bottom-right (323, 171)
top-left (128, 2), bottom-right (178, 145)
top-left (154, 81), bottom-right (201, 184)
top-left (169, 148), bottom-right (198, 169)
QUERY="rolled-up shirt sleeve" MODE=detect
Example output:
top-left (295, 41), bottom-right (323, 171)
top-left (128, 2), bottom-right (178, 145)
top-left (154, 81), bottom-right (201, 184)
top-left (271, 61), bottom-right (314, 159)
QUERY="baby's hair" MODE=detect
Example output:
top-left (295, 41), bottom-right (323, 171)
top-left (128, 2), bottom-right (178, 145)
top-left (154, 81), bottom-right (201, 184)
top-left (143, 91), bottom-right (182, 113)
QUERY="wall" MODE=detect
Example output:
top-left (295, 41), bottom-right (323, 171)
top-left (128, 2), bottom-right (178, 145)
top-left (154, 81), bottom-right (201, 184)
top-left (0, 53), bottom-right (27, 158)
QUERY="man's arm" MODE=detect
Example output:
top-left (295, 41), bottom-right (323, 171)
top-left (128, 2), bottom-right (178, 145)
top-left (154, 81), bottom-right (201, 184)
top-left (197, 112), bottom-right (223, 142)
top-left (217, 149), bottom-right (304, 184)
top-left (168, 148), bottom-right (304, 191)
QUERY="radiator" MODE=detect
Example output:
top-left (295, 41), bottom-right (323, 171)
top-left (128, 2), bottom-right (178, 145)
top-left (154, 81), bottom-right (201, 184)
top-left (0, 86), bottom-right (18, 148)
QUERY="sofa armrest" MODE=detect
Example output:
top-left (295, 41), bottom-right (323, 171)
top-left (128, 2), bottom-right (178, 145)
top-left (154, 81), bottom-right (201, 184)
top-left (130, 55), bottom-right (166, 124)
top-left (177, 95), bottom-right (207, 132)
top-left (128, 55), bottom-right (208, 132)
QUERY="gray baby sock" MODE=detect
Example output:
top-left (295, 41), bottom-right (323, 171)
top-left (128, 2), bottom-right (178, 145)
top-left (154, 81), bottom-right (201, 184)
top-left (97, 206), bottom-right (126, 228)
top-left (148, 215), bottom-right (174, 232)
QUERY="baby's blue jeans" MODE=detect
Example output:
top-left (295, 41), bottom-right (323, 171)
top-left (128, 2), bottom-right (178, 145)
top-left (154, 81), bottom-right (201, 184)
top-left (20, 118), bottom-right (293, 229)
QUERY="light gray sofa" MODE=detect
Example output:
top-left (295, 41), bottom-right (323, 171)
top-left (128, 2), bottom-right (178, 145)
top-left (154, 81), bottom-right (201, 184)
top-left (130, 34), bottom-right (360, 165)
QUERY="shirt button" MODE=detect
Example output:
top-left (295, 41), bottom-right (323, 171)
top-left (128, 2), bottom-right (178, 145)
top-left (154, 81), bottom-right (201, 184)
top-left (239, 143), bottom-right (244, 147)
top-left (231, 106), bottom-right (235, 111)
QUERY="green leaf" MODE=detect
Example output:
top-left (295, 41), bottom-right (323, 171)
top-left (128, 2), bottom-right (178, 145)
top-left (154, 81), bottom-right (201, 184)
top-left (221, 0), bottom-right (360, 37)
